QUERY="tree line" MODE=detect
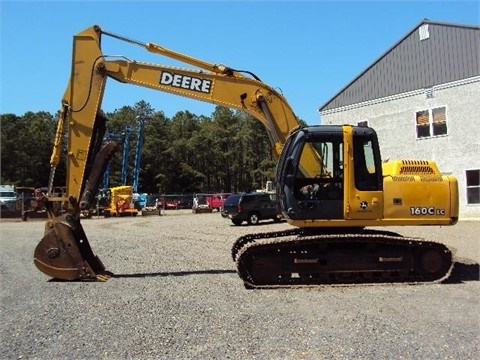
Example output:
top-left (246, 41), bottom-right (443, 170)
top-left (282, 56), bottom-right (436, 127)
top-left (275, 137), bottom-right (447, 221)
top-left (1, 101), bottom-right (295, 195)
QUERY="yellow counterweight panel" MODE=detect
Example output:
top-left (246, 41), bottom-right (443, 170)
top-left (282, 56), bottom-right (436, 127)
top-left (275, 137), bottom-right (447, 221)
top-left (383, 175), bottom-right (455, 221)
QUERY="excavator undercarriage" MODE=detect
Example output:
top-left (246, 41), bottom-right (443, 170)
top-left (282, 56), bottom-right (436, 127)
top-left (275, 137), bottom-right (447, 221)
top-left (232, 228), bottom-right (453, 289)
top-left (34, 217), bottom-right (453, 287)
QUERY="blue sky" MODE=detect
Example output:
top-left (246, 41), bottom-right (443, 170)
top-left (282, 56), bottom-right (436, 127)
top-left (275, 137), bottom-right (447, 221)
top-left (1, 0), bottom-right (479, 125)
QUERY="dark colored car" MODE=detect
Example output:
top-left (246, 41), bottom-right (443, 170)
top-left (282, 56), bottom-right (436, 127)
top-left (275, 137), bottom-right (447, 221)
top-left (221, 192), bottom-right (282, 226)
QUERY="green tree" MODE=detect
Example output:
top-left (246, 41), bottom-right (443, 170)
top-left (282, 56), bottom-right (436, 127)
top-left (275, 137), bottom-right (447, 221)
top-left (210, 107), bottom-right (242, 192)
top-left (163, 110), bottom-right (203, 193)
top-left (0, 102), bottom-right (279, 197)
top-left (1, 111), bottom-right (57, 187)
top-left (240, 112), bottom-right (276, 191)
top-left (141, 109), bottom-right (171, 193)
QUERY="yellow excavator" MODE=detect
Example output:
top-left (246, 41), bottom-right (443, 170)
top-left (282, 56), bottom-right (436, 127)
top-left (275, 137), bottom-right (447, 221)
top-left (34, 25), bottom-right (458, 288)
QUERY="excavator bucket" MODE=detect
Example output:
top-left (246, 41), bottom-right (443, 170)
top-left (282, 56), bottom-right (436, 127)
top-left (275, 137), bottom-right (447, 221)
top-left (34, 211), bottom-right (111, 281)
top-left (33, 131), bottom-right (118, 281)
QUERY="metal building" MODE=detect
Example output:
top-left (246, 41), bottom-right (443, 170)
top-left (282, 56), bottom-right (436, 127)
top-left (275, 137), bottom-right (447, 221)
top-left (319, 19), bottom-right (480, 219)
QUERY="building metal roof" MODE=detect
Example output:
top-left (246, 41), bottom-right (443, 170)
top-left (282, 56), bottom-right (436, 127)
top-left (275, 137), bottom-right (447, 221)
top-left (318, 19), bottom-right (480, 113)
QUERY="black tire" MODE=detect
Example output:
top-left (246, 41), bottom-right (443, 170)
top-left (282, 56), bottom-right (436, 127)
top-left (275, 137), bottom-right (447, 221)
top-left (232, 219), bottom-right (243, 226)
top-left (248, 212), bottom-right (260, 225)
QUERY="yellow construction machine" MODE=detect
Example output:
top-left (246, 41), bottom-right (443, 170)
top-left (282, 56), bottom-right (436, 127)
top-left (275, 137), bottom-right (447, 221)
top-left (102, 186), bottom-right (138, 217)
top-left (34, 25), bottom-right (458, 288)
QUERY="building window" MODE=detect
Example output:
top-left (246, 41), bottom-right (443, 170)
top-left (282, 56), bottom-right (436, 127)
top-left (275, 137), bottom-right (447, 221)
top-left (357, 120), bottom-right (368, 127)
top-left (466, 169), bottom-right (480, 204)
top-left (419, 24), bottom-right (430, 41)
top-left (415, 106), bottom-right (447, 139)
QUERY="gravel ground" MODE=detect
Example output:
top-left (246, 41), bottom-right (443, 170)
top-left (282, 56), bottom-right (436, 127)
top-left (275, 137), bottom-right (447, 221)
top-left (1, 211), bottom-right (479, 360)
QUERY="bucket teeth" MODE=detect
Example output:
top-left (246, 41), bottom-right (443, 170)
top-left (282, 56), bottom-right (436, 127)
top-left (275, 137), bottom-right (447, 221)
top-left (34, 213), bottom-right (110, 281)
top-left (96, 272), bottom-right (114, 282)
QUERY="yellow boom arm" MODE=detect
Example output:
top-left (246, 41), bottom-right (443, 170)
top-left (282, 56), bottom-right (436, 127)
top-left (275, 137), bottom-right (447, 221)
top-left (53, 25), bottom-right (302, 204)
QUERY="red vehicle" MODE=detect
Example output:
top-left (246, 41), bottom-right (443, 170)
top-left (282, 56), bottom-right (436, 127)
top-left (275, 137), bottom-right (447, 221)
top-left (157, 196), bottom-right (180, 210)
top-left (205, 193), bottom-right (232, 211)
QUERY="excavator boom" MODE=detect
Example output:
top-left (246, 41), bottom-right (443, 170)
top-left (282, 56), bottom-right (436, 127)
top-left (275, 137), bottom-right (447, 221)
top-left (34, 25), bottom-right (303, 281)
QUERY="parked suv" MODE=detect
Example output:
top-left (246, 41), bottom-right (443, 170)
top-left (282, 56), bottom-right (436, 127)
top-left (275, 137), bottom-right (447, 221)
top-left (221, 192), bottom-right (282, 226)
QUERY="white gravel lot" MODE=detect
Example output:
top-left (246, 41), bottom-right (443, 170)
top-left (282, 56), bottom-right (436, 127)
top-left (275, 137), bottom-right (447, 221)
top-left (1, 211), bottom-right (479, 360)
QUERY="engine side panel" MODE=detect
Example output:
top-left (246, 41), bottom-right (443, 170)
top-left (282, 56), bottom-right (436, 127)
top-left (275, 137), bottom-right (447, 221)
top-left (383, 175), bottom-right (457, 221)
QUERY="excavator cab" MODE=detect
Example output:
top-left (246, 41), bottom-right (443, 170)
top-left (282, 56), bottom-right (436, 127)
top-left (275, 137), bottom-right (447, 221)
top-left (277, 125), bottom-right (383, 223)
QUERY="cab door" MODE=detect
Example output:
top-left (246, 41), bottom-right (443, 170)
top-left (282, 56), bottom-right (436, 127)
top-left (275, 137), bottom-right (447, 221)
top-left (344, 127), bottom-right (383, 220)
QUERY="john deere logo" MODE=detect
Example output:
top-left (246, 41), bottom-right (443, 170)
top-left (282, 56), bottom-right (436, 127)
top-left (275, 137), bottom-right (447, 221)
top-left (160, 71), bottom-right (212, 93)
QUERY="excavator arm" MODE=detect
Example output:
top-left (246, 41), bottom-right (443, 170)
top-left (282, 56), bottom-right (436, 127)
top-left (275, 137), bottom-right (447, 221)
top-left (34, 25), bottom-right (310, 280)
top-left (55, 25), bottom-right (306, 205)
